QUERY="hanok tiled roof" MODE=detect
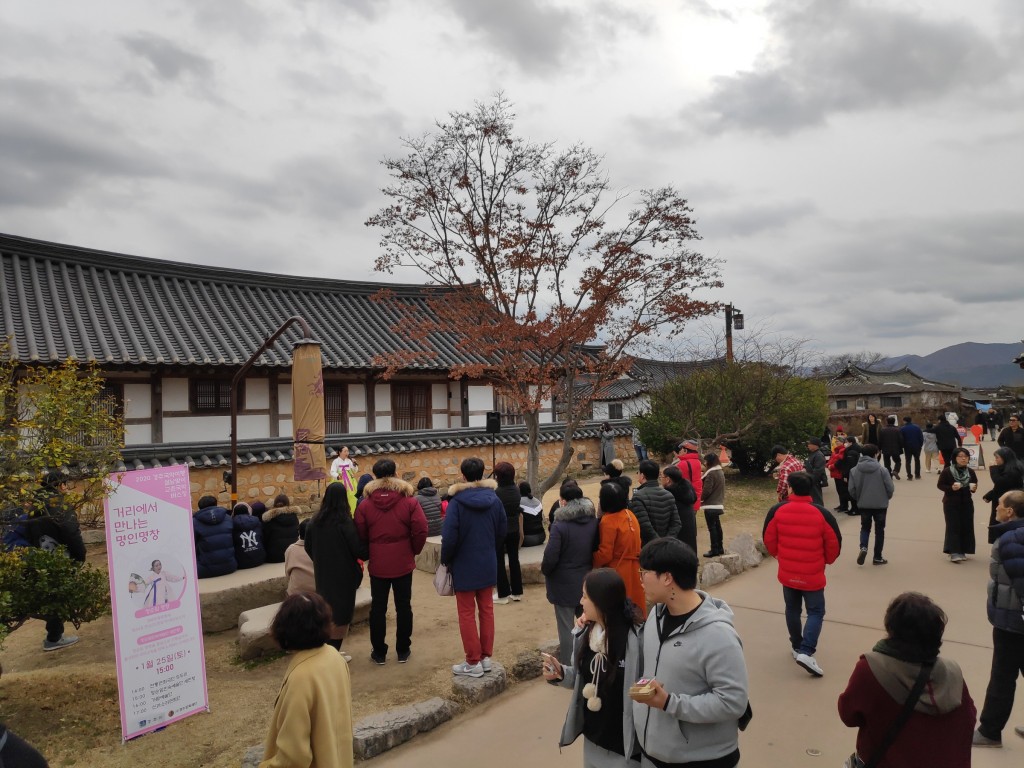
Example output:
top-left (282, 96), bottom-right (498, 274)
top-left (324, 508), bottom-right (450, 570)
top-left (0, 233), bottom-right (490, 370)
top-left (112, 422), bottom-right (634, 471)
top-left (827, 365), bottom-right (959, 395)
top-left (587, 357), bottom-right (722, 401)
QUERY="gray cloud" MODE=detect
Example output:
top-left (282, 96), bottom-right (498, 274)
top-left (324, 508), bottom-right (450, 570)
top-left (692, 0), bottom-right (1009, 135)
top-left (0, 78), bottom-right (166, 208)
top-left (699, 200), bottom-right (817, 238)
top-left (122, 33), bottom-right (214, 83)
top-left (181, 0), bottom-right (270, 42)
top-left (444, 0), bottom-right (581, 72)
top-left (679, 0), bottom-right (734, 22)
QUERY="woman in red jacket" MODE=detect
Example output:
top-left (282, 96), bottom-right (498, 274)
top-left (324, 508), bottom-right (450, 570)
top-left (838, 591), bottom-right (975, 767)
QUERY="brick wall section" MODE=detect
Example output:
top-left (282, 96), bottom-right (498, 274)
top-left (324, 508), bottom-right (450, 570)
top-left (186, 435), bottom-right (634, 511)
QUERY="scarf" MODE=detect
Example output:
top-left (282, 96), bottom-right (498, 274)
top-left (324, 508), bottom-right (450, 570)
top-left (949, 463), bottom-right (971, 487)
top-left (581, 624), bottom-right (608, 712)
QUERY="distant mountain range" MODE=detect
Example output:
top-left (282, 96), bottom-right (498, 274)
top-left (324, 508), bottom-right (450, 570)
top-left (879, 342), bottom-right (1024, 389)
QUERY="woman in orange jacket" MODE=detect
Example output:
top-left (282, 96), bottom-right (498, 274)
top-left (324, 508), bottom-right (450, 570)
top-left (592, 481), bottom-right (644, 609)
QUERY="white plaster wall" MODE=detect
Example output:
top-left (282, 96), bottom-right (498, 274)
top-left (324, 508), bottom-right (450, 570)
top-left (348, 416), bottom-right (367, 433)
top-left (467, 385), bottom-right (493, 411)
top-left (624, 396), bottom-right (649, 419)
top-left (162, 414), bottom-right (268, 443)
top-left (123, 383), bottom-right (151, 419)
top-left (348, 384), bottom-right (366, 411)
top-left (279, 417), bottom-right (292, 436)
top-left (124, 423), bottom-right (152, 445)
top-left (163, 378), bottom-right (189, 411)
top-left (592, 401), bottom-right (610, 420)
top-left (278, 384), bottom-right (292, 415)
top-left (375, 384), bottom-right (392, 413)
top-left (246, 378), bottom-right (269, 410)
top-left (431, 383), bottom-right (449, 429)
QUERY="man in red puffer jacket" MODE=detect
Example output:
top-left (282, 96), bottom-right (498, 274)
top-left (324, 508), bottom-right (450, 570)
top-left (763, 471), bottom-right (842, 679)
top-left (355, 459), bottom-right (429, 665)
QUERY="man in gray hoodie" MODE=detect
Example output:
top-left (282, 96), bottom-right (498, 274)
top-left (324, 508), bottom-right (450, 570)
top-left (848, 443), bottom-right (895, 565)
top-left (633, 538), bottom-right (750, 766)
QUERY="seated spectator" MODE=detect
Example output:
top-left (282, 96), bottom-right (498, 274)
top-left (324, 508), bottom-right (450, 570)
top-left (354, 473), bottom-right (373, 508)
top-left (415, 477), bottom-right (444, 537)
top-left (192, 495), bottom-right (236, 578)
top-left (262, 494), bottom-right (300, 563)
top-left (520, 481), bottom-right (546, 547)
top-left (232, 502), bottom-right (266, 570)
top-left (285, 519), bottom-right (316, 596)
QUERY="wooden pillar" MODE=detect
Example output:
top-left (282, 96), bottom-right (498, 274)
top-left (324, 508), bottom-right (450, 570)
top-left (151, 374), bottom-right (163, 443)
top-left (268, 371), bottom-right (279, 438)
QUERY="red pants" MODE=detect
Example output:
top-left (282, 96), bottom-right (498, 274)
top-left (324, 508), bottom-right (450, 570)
top-left (455, 587), bottom-right (494, 665)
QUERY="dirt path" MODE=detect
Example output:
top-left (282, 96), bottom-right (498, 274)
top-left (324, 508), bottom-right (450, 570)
top-left (0, 474), bottom-right (775, 767)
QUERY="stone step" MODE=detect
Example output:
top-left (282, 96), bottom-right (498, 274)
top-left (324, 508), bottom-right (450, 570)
top-left (415, 535), bottom-right (547, 584)
top-left (237, 587), bottom-right (372, 660)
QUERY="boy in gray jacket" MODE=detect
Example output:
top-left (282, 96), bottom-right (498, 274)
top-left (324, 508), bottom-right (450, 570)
top-left (848, 444), bottom-right (895, 565)
top-left (633, 538), bottom-right (750, 766)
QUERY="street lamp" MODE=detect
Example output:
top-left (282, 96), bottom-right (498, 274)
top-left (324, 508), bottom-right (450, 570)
top-left (725, 304), bottom-right (744, 363)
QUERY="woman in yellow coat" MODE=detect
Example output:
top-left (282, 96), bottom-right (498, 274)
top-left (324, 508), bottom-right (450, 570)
top-left (260, 592), bottom-right (353, 768)
top-left (592, 481), bottom-right (645, 609)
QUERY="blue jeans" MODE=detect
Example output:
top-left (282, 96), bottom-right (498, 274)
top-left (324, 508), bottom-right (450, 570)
top-left (634, 444), bottom-right (648, 461)
top-left (783, 586), bottom-right (825, 656)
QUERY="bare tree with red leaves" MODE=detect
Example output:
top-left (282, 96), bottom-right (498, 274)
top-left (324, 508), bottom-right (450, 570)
top-left (366, 95), bottom-right (723, 494)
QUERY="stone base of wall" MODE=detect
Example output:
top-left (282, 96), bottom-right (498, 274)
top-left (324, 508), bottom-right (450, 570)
top-left (182, 435), bottom-right (633, 512)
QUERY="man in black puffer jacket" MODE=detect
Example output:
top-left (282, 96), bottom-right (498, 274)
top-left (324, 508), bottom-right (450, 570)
top-left (193, 496), bottom-right (236, 578)
top-left (877, 416), bottom-right (904, 480)
top-left (629, 460), bottom-right (681, 545)
top-left (974, 489), bottom-right (1024, 746)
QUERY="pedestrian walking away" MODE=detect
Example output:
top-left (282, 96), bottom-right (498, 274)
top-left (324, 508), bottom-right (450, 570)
top-left (762, 471), bottom-right (842, 677)
top-left (899, 415), bottom-right (924, 480)
top-left (878, 416), bottom-right (904, 480)
top-left (847, 444), bottom-right (894, 565)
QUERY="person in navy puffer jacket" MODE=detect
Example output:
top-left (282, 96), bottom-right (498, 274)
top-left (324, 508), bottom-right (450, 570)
top-left (974, 489), bottom-right (1024, 746)
top-left (231, 502), bottom-right (266, 569)
top-left (192, 495), bottom-right (236, 578)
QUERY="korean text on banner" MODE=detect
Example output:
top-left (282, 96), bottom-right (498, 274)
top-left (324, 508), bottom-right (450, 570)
top-left (105, 465), bottom-right (209, 741)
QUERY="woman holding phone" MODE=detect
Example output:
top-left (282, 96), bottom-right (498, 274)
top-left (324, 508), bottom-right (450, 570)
top-left (543, 568), bottom-right (643, 767)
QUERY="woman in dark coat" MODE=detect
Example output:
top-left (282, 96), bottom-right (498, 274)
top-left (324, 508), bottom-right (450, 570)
top-left (493, 462), bottom-right (523, 603)
top-left (542, 493), bottom-right (598, 665)
top-left (937, 447), bottom-right (978, 563)
top-left (261, 494), bottom-right (300, 563)
top-left (304, 483), bottom-right (368, 652)
top-left (661, 465), bottom-right (698, 556)
top-left (415, 477), bottom-right (444, 537)
top-left (600, 422), bottom-right (616, 466)
top-left (982, 447), bottom-right (1024, 543)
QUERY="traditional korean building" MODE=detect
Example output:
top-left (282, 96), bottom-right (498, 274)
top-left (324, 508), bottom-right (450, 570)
top-left (826, 364), bottom-right (961, 422)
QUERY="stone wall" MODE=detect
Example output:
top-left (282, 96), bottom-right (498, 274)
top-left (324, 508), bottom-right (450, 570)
top-left (185, 434), bottom-right (634, 511)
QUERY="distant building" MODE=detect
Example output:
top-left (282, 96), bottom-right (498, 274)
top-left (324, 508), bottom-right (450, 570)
top-left (826, 364), bottom-right (960, 419)
top-left (586, 356), bottom-right (721, 421)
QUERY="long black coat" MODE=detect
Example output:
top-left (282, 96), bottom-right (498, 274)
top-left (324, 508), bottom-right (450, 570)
top-left (304, 516), bottom-right (368, 625)
top-left (665, 481), bottom-right (698, 555)
top-left (261, 505), bottom-right (300, 563)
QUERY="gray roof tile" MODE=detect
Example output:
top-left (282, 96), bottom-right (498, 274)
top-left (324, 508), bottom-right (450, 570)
top-left (1, 233), bottom-right (490, 370)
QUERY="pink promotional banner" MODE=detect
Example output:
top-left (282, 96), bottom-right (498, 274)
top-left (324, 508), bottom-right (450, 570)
top-left (104, 465), bottom-right (209, 741)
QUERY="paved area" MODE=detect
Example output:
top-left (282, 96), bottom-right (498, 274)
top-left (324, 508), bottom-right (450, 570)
top-left (373, 440), bottom-right (1022, 767)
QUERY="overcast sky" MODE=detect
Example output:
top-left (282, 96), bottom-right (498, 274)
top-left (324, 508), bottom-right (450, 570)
top-left (2, 0), bottom-right (1022, 359)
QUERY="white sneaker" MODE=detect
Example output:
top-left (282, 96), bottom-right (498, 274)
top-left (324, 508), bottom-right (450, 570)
top-left (795, 653), bottom-right (824, 677)
top-left (481, 656), bottom-right (492, 672)
top-left (452, 661), bottom-right (484, 678)
top-left (510, 594), bottom-right (522, 602)
top-left (493, 595), bottom-right (510, 605)
top-left (791, 648), bottom-right (799, 660)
